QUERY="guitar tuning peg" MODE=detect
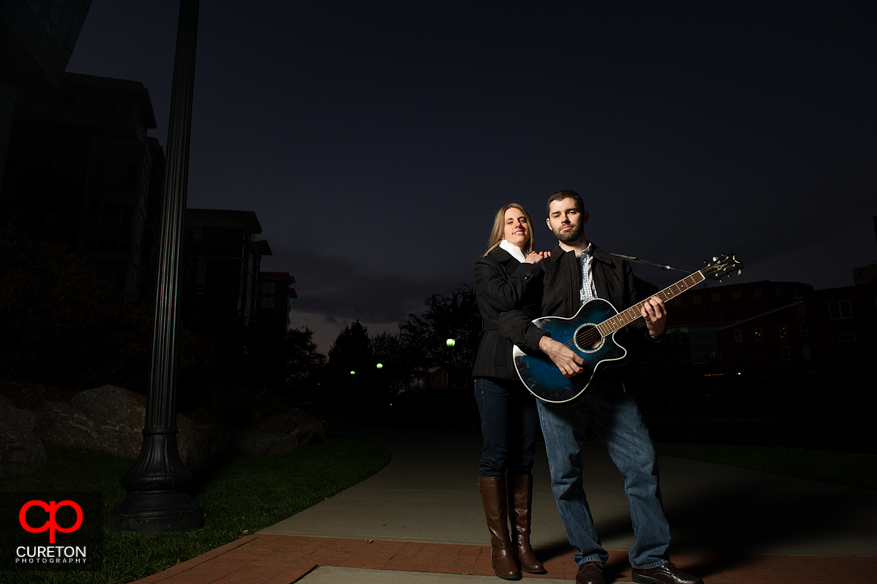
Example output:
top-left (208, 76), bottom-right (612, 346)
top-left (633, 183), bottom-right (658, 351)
top-left (712, 256), bottom-right (718, 262)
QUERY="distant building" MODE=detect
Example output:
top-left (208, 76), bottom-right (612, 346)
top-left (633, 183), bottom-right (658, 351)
top-left (255, 271), bottom-right (296, 343)
top-left (665, 280), bottom-right (815, 359)
top-left (184, 209), bottom-right (272, 339)
top-left (1, 0), bottom-right (93, 189)
top-left (656, 279), bottom-right (876, 380)
top-left (719, 281), bottom-right (877, 376)
top-left (0, 72), bottom-right (165, 300)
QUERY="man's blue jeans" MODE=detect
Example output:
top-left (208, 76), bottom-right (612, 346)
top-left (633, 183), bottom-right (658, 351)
top-left (474, 377), bottom-right (538, 477)
top-left (536, 381), bottom-right (671, 569)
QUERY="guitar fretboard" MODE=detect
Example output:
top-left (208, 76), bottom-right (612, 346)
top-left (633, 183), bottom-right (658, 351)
top-left (596, 270), bottom-right (706, 335)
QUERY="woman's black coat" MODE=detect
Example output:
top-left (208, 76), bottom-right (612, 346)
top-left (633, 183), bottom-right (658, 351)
top-left (471, 247), bottom-right (542, 380)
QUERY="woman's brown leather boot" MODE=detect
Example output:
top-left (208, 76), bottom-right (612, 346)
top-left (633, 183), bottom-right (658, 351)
top-left (507, 474), bottom-right (546, 574)
top-left (478, 476), bottom-right (521, 580)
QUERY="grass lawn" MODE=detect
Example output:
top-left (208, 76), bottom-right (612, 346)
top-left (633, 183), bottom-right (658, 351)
top-left (0, 436), bottom-right (391, 584)
top-left (654, 442), bottom-right (877, 490)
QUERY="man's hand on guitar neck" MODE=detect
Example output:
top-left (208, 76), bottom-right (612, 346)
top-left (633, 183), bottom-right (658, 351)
top-left (641, 296), bottom-right (668, 338)
top-left (538, 336), bottom-right (584, 378)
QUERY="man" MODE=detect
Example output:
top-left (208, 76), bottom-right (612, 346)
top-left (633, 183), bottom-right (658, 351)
top-left (498, 190), bottom-right (702, 584)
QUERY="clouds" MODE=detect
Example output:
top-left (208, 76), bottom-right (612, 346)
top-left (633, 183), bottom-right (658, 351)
top-left (67, 1), bottom-right (877, 350)
top-left (263, 238), bottom-right (467, 322)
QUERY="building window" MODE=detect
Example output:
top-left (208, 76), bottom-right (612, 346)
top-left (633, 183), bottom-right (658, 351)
top-left (262, 282), bottom-right (276, 294)
top-left (261, 297), bottom-right (275, 309)
top-left (754, 289), bottom-right (764, 298)
top-left (781, 346), bottom-right (790, 360)
top-left (829, 300), bottom-right (852, 320)
top-left (195, 259), bottom-right (207, 293)
top-left (93, 259), bottom-right (130, 293)
top-left (797, 304), bottom-right (806, 317)
top-left (839, 333), bottom-right (856, 343)
top-left (734, 330), bottom-right (742, 342)
top-left (754, 329), bottom-right (763, 341)
top-left (669, 328), bottom-right (688, 346)
top-left (799, 323), bottom-right (808, 337)
top-left (732, 290), bottom-right (742, 300)
top-left (778, 326), bottom-right (788, 339)
top-left (711, 292), bottom-right (721, 302)
top-left (85, 200), bottom-right (135, 253)
top-left (692, 295), bottom-right (702, 305)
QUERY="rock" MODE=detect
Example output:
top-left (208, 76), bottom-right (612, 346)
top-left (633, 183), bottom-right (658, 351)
top-left (36, 401), bottom-right (103, 451)
top-left (176, 413), bottom-right (211, 466)
top-left (257, 413), bottom-right (294, 434)
top-left (71, 386), bottom-right (145, 458)
top-left (30, 385), bottom-right (320, 462)
top-left (231, 430), bottom-right (298, 455)
top-left (195, 422), bottom-right (232, 460)
top-left (257, 410), bottom-right (325, 447)
top-left (0, 395), bottom-right (46, 477)
top-left (292, 417), bottom-right (325, 447)
top-left (37, 385), bottom-right (209, 465)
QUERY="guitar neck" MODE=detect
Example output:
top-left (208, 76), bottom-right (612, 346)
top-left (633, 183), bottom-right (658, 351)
top-left (597, 270), bottom-right (707, 335)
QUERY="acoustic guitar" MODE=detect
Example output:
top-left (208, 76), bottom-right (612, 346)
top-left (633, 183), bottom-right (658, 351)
top-left (512, 254), bottom-right (744, 404)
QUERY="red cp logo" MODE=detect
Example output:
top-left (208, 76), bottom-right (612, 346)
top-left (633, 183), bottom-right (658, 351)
top-left (19, 500), bottom-right (83, 543)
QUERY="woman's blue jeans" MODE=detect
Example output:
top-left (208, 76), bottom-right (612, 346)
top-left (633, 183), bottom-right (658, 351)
top-left (536, 381), bottom-right (671, 569)
top-left (474, 377), bottom-right (539, 477)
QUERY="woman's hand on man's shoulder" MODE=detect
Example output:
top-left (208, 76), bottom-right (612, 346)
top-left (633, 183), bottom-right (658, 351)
top-left (524, 251), bottom-right (550, 264)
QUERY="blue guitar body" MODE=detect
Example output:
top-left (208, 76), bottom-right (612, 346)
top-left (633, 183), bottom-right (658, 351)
top-left (512, 298), bottom-right (628, 405)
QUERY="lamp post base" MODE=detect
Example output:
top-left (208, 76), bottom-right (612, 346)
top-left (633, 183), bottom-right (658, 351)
top-left (108, 491), bottom-right (203, 533)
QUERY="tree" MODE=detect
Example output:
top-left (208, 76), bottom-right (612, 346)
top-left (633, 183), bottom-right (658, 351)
top-left (371, 331), bottom-right (408, 395)
top-left (0, 223), bottom-right (241, 405)
top-left (284, 327), bottom-right (326, 403)
top-left (326, 320), bottom-right (381, 412)
top-left (0, 223), bottom-right (154, 389)
top-left (328, 320), bottom-right (372, 373)
top-left (399, 284), bottom-right (480, 390)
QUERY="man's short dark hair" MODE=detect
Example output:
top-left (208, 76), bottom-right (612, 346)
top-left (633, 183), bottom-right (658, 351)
top-left (547, 189), bottom-right (584, 215)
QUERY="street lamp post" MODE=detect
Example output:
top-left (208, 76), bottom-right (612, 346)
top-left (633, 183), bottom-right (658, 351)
top-left (108, 0), bottom-right (202, 533)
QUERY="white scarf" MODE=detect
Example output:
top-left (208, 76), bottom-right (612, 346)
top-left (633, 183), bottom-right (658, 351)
top-left (499, 239), bottom-right (527, 263)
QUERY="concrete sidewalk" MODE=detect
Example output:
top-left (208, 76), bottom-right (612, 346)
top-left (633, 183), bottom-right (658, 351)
top-left (133, 425), bottom-right (877, 583)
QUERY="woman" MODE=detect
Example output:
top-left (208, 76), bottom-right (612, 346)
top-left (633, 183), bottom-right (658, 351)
top-left (472, 203), bottom-right (547, 580)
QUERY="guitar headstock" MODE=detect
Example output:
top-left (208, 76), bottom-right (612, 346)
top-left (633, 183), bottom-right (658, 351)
top-left (702, 253), bottom-right (744, 281)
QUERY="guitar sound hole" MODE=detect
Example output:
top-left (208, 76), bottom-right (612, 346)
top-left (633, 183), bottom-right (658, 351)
top-left (575, 325), bottom-right (602, 351)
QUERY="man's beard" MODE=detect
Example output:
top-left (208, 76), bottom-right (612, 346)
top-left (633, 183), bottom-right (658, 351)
top-left (553, 222), bottom-right (582, 243)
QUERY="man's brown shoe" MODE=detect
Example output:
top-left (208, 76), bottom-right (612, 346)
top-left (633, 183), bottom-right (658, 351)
top-left (576, 561), bottom-right (604, 584)
top-left (632, 562), bottom-right (702, 584)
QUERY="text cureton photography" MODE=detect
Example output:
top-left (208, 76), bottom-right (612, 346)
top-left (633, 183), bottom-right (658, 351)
top-left (0, 492), bottom-right (103, 573)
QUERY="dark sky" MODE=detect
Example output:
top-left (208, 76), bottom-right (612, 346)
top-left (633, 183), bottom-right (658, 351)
top-left (67, 1), bottom-right (877, 351)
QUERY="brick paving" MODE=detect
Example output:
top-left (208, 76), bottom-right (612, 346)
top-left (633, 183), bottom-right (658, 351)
top-left (130, 534), bottom-right (877, 584)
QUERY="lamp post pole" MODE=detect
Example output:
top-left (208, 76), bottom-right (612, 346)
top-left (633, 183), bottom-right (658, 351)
top-left (108, 0), bottom-right (202, 533)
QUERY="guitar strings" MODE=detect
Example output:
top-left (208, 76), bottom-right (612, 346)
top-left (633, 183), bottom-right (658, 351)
top-left (561, 327), bottom-right (602, 350)
top-left (541, 268), bottom-right (714, 353)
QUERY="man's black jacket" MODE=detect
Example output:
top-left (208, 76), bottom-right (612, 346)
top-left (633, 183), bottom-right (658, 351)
top-left (497, 242), bottom-right (658, 380)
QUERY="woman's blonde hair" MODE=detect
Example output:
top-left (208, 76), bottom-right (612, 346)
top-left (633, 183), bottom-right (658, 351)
top-left (483, 203), bottom-right (535, 257)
